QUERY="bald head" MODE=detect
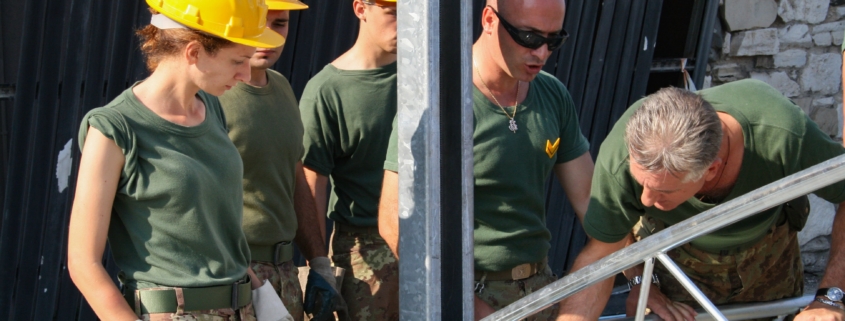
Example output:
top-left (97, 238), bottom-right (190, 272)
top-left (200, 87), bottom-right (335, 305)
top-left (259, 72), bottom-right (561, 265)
top-left (491, 0), bottom-right (567, 15)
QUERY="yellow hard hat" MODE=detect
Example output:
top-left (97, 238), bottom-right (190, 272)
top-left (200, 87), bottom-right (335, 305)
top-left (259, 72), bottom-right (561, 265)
top-left (266, 0), bottom-right (309, 10)
top-left (145, 0), bottom-right (285, 48)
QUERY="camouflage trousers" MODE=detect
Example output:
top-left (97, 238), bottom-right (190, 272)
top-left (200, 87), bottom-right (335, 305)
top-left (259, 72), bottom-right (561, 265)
top-left (139, 302), bottom-right (256, 321)
top-left (649, 221), bottom-right (803, 306)
top-left (475, 264), bottom-right (559, 321)
top-left (330, 224), bottom-right (399, 321)
top-left (251, 260), bottom-right (304, 321)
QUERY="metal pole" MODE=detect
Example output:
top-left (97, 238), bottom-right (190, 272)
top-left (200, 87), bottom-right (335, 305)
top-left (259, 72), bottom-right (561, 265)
top-left (397, 0), bottom-right (441, 319)
top-left (397, 0), bottom-right (473, 319)
top-left (601, 295), bottom-right (814, 321)
top-left (655, 253), bottom-right (726, 321)
top-left (483, 154), bottom-right (845, 320)
top-left (634, 257), bottom-right (656, 321)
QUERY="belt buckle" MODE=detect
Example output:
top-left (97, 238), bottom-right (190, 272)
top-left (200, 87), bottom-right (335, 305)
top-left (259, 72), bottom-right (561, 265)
top-left (511, 263), bottom-right (531, 280)
top-left (231, 281), bottom-right (240, 310)
top-left (273, 241), bottom-right (291, 265)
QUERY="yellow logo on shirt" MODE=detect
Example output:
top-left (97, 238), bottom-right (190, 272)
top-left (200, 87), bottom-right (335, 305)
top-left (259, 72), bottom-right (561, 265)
top-left (545, 138), bottom-right (560, 158)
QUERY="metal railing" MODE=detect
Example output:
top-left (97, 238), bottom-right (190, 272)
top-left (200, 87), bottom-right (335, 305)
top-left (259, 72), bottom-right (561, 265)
top-left (483, 154), bottom-right (845, 320)
top-left (600, 295), bottom-right (814, 321)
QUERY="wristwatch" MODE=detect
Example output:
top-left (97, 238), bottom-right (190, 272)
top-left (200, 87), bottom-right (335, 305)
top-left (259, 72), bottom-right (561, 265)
top-left (627, 274), bottom-right (660, 290)
top-left (817, 287), bottom-right (845, 303)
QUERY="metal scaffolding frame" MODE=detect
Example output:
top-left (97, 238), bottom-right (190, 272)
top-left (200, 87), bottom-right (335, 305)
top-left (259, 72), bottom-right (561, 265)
top-left (396, 0), bottom-right (474, 319)
top-left (484, 154), bottom-right (845, 320)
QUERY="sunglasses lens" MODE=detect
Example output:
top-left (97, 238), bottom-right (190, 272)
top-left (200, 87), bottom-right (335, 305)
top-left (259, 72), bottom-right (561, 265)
top-left (547, 36), bottom-right (565, 51)
top-left (516, 32), bottom-right (545, 49)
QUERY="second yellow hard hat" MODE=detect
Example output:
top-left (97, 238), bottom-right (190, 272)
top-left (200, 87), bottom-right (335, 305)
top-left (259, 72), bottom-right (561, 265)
top-left (146, 0), bottom-right (285, 48)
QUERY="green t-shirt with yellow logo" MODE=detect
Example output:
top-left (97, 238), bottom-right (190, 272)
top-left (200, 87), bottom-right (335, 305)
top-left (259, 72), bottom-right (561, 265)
top-left (384, 72), bottom-right (589, 271)
top-left (300, 63), bottom-right (397, 227)
top-left (218, 69), bottom-right (302, 247)
top-left (584, 79), bottom-right (845, 252)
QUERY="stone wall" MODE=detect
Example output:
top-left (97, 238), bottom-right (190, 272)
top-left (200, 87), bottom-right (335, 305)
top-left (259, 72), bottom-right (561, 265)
top-left (705, 0), bottom-right (844, 286)
top-left (708, 0), bottom-right (844, 140)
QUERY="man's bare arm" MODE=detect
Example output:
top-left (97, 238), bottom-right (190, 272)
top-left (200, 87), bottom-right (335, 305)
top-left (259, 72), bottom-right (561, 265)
top-left (293, 162), bottom-right (328, 260)
top-left (303, 165), bottom-right (329, 242)
top-left (556, 237), bottom-right (627, 321)
top-left (378, 170), bottom-right (400, 258)
top-left (553, 152), bottom-right (594, 223)
top-left (794, 201), bottom-right (845, 321)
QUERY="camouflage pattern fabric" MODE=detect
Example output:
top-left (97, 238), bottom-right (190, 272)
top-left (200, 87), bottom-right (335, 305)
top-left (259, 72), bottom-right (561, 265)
top-left (140, 304), bottom-right (256, 321)
top-left (329, 227), bottom-right (399, 321)
top-left (251, 260), bottom-right (304, 321)
top-left (475, 265), bottom-right (559, 321)
top-left (642, 221), bottom-right (803, 306)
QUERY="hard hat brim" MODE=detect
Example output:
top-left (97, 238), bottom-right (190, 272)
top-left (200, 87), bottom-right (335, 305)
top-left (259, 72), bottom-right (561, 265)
top-left (267, 0), bottom-right (309, 10)
top-left (229, 29), bottom-right (286, 49)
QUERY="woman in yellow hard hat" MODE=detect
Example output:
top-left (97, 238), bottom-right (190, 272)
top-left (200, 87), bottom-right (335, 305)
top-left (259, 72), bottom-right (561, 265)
top-left (67, 0), bottom-right (283, 320)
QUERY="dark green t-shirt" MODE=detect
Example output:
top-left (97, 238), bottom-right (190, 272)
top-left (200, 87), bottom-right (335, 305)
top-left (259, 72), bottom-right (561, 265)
top-left (384, 115), bottom-right (399, 172)
top-left (382, 73), bottom-right (589, 271)
top-left (300, 62), bottom-right (398, 227)
top-left (219, 70), bottom-right (302, 247)
top-left (78, 85), bottom-right (249, 289)
top-left (584, 79), bottom-right (845, 251)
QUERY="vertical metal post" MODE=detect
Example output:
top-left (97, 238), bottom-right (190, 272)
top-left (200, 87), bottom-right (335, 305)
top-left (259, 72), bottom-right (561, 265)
top-left (634, 257), bottom-right (656, 321)
top-left (692, 0), bottom-right (719, 87)
top-left (656, 253), bottom-right (727, 321)
top-left (396, 0), bottom-right (473, 319)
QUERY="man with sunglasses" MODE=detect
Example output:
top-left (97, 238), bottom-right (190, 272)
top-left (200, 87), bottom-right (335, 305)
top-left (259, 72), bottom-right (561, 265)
top-left (378, 0), bottom-right (593, 319)
top-left (299, 0), bottom-right (399, 320)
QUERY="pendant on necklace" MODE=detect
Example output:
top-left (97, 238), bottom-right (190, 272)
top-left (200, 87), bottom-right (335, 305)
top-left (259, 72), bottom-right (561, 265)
top-left (508, 119), bottom-right (518, 133)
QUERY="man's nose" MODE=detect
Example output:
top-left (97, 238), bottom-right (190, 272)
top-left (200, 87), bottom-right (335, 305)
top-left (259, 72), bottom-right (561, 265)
top-left (641, 188), bottom-right (658, 207)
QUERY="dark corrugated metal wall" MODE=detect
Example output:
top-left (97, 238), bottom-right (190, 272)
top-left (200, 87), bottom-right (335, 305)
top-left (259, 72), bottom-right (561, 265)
top-left (0, 0), bottom-right (666, 319)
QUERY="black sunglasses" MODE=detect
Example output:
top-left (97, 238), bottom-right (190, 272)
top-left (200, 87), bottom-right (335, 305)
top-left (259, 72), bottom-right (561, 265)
top-left (489, 6), bottom-right (569, 51)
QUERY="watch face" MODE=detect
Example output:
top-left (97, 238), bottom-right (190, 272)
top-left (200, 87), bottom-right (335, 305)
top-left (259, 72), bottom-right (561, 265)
top-left (828, 287), bottom-right (845, 301)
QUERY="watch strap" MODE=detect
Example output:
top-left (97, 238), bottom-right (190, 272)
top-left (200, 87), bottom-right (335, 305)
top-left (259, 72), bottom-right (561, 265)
top-left (814, 297), bottom-right (845, 311)
top-left (627, 274), bottom-right (660, 290)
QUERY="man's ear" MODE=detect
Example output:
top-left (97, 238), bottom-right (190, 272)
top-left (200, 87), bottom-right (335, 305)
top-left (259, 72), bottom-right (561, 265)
top-left (184, 40), bottom-right (201, 65)
top-left (353, 0), bottom-right (367, 21)
top-left (703, 157), bottom-right (722, 182)
top-left (481, 6), bottom-right (496, 35)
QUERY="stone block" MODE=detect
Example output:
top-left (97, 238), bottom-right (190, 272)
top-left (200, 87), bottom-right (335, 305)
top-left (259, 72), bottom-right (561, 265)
top-left (801, 53), bottom-right (842, 94)
top-left (836, 35), bottom-right (844, 47)
top-left (810, 105), bottom-right (839, 136)
top-left (794, 97), bottom-right (813, 114)
top-left (802, 249), bottom-right (830, 274)
top-left (801, 234), bottom-right (830, 252)
top-left (778, 0), bottom-right (829, 23)
top-left (813, 32), bottom-right (833, 46)
top-left (730, 28), bottom-right (780, 56)
top-left (813, 96), bottom-right (835, 107)
top-left (723, 32), bottom-right (732, 56)
top-left (713, 63), bottom-right (747, 82)
top-left (722, 0), bottom-right (778, 31)
top-left (798, 194), bottom-right (836, 245)
top-left (837, 6), bottom-right (845, 20)
top-left (813, 20), bottom-right (845, 34)
top-left (773, 49), bottom-right (807, 67)
top-left (751, 71), bottom-right (801, 96)
top-left (779, 24), bottom-right (814, 45)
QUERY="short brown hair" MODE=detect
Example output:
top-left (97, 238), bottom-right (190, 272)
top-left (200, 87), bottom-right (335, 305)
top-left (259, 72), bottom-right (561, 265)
top-left (135, 13), bottom-right (235, 71)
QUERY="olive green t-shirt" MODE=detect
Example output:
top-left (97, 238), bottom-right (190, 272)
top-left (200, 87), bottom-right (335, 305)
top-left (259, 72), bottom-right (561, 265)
top-left (584, 79), bottom-right (845, 252)
top-left (218, 69), bottom-right (302, 247)
top-left (78, 85), bottom-right (249, 289)
top-left (382, 73), bottom-right (589, 271)
top-left (384, 115), bottom-right (399, 172)
top-left (300, 62), bottom-right (397, 227)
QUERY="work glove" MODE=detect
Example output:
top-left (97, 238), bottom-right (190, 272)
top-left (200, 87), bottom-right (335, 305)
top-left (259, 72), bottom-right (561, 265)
top-left (303, 270), bottom-right (345, 321)
top-left (309, 257), bottom-right (337, 291)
